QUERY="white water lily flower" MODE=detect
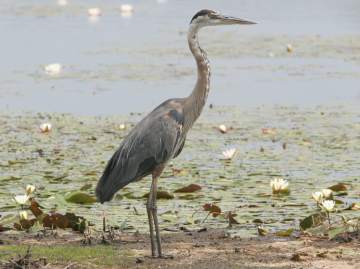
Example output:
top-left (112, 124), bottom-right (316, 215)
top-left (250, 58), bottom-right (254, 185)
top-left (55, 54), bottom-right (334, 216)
top-left (120, 4), bottom-right (134, 12)
top-left (257, 225), bottom-right (268, 236)
top-left (88, 8), bottom-right (101, 17)
top-left (312, 191), bottom-right (323, 203)
top-left (270, 178), bottom-right (289, 194)
top-left (39, 123), bottom-right (52, 133)
top-left (14, 194), bottom-right (29, 205)
top-left (222, 148), bottom-right (236, 160)
top-left (218, 124), bottom-right (227, 134)
top-left (19, 210), bottom-right (28, 220)
top-left (44, 63), bottom-right (62, 75)
top-left (321, 189), bottom-right (333, 199)
top-left (119, 124), bottom-right (126, 130)
top-left (57, 0), bottom-right (68, 6)
top-left (286, 44), bottom-right (293, 53)
top-left (321, 200), bottom-right (335, 212)
top-left (26, 184), bottom-right (36, 195)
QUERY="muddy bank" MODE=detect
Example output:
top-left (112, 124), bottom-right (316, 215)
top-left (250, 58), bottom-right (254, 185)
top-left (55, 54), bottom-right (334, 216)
top-left (1, 229), bottom-right (359, 269)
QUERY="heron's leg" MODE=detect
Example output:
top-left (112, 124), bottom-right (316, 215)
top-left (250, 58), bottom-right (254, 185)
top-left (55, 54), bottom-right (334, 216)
top-left (146, 182), bottom-right (156, 257)
top-left (151, 164), bottom-right (169, 258)
top-left (150, 175), bottom-right (163, 257)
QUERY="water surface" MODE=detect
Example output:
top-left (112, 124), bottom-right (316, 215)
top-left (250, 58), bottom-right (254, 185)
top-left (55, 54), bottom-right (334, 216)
top-left (0, 0), bottom-right (359, 114)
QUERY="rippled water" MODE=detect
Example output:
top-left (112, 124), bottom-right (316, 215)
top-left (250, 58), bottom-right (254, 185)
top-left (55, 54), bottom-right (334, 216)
top-left (0, 0), bottom-right (359, 114)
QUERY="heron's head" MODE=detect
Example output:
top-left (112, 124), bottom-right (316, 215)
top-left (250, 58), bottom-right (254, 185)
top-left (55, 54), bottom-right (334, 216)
top-left (190, 9), bottom-right (256, 28)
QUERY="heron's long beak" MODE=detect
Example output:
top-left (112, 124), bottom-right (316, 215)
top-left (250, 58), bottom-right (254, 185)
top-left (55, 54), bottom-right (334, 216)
top-left (216, 14), bottom-right (256, 25)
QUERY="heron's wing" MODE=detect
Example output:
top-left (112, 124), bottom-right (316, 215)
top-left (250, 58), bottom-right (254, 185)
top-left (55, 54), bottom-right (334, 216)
top-left (96, 105), bottom-right (184, 202)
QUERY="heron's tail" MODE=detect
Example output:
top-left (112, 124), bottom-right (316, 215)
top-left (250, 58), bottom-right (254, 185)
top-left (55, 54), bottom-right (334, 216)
top-left (95, 162), bottom-right (117, 203)
top-left (95, 151), bottom-right (134, 203)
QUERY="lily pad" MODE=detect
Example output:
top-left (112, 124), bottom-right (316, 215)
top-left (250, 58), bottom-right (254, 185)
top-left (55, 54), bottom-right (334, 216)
top-left (0, 214), bottom-right (17, 226)
top-left (177, 194), bottom-right (203, 200)
top-left (300, 212), bottom-right (327, 230)
top-left (174, 184), bottom-right (202, 193)
top-left (328, 183), bottom-right (347, 192)
top-left (203, 203), bottom-right (221, 217)
top-left (143, 191), bottom-right (174, 200)
top-left (65, 191), bottom-right (97, 204)
top-left (275, 228), bottom-right (294, 237)
top-left (328, 226), bottom-right (348, 240)
top-left (0, 224), bottom-right (11, 232)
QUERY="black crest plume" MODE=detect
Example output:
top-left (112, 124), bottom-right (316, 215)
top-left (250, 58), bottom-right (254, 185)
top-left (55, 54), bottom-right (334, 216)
top-left (190, 9), bottom-right (214, 23)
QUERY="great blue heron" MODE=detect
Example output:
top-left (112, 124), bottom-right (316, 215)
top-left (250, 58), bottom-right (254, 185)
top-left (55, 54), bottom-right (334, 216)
top-left (96, 9), bottom-right (255, 258)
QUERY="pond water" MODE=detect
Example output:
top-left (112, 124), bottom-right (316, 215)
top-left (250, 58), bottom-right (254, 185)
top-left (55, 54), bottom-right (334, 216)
top-left (0, 1), bottom-right (359, 236)
top-left (0, 0), bottom-right (359, 115)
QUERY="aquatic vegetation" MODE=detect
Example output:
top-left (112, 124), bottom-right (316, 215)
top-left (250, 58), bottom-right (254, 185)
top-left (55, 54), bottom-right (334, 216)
top-left (321, 189), bottom-right (333, 199)
top-left (257, 225), bottom-right (268, 236)
top-left (57, 0), bottom-right (67, 7)
top-left (261, 128), bottom-right (276, 135)
top-left (301, 179), bottom-right (360, 237)
top-left (286, 44), bottom-right (293, 53)
top-left (218, 124), bottom-right (227, 134)
top-left (88, 8), bottom-right (101, 17)
top-left (120, 4), bottom-right (133, 12)
top-left (312, 191), bottom-right (323, 204)
top-left (221, 148), bottom-right (236, 160)
top-left (13, 195), bottom-right (29, 206)
top-left (120, 4), bottom-right (134, 14)
top-left (65, 191), bottom-right (97, 204)
top-left (25, 185), bottom-right (36, 195)
top-left (270, 178), bottom-right (289, 195)
top-left (174, 184), bottom-right (201, 193)
top-left (203, 203), bottom-right (221, 217)
top-left (321, 200), bottom-right (335, 212)
top-left (44, 63), bottom-right (62, 76)
top-left (18, 211), bottom-right (28, 220)
top-left (39, 123), bottom-right (52, 133)
top-left (0, 106), bottom-right (359, 236)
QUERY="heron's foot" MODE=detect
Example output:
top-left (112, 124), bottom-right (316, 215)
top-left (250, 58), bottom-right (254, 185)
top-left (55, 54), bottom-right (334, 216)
top-left (158, 254), bottom-right (174, 259)
top-left (151, 250), bottom-right (156, 258)
top-left (146, 253), bottom-right (174, 259)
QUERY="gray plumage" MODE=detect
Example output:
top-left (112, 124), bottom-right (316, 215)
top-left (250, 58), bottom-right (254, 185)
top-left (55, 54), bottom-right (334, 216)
top-left (96, 98), bottom-right (186, 202)
top-left (95, 9), bottom-right (255, 258)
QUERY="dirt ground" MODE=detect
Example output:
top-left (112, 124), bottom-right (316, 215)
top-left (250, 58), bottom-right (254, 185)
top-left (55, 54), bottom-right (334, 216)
top-left (1, 229), bottom-right (359, 269)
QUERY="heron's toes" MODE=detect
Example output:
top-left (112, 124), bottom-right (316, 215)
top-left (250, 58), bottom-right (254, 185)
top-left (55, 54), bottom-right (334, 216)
top-left (158, 254), bottom-right (174, 259)
top-left (145, 253), bottom-right (174, 259)
top-left (144, 254), bottom-right (157, 259)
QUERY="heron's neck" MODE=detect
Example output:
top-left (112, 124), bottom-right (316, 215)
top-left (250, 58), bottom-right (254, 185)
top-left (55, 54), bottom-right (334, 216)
top-left (184, 24), bottom-right (211, 129)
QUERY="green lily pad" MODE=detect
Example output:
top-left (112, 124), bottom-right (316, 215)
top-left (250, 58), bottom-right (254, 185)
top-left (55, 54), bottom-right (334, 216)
top-left (65, 192), bottom-right (97, 204)
top-left (0, 214), bottom-right (17, 226)
top-left (275, 228), bottom-right (294, 237)
top-left (300, 212), bottom-right (327, 230)
top-left (328, 226), bottom-right (348, 240)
